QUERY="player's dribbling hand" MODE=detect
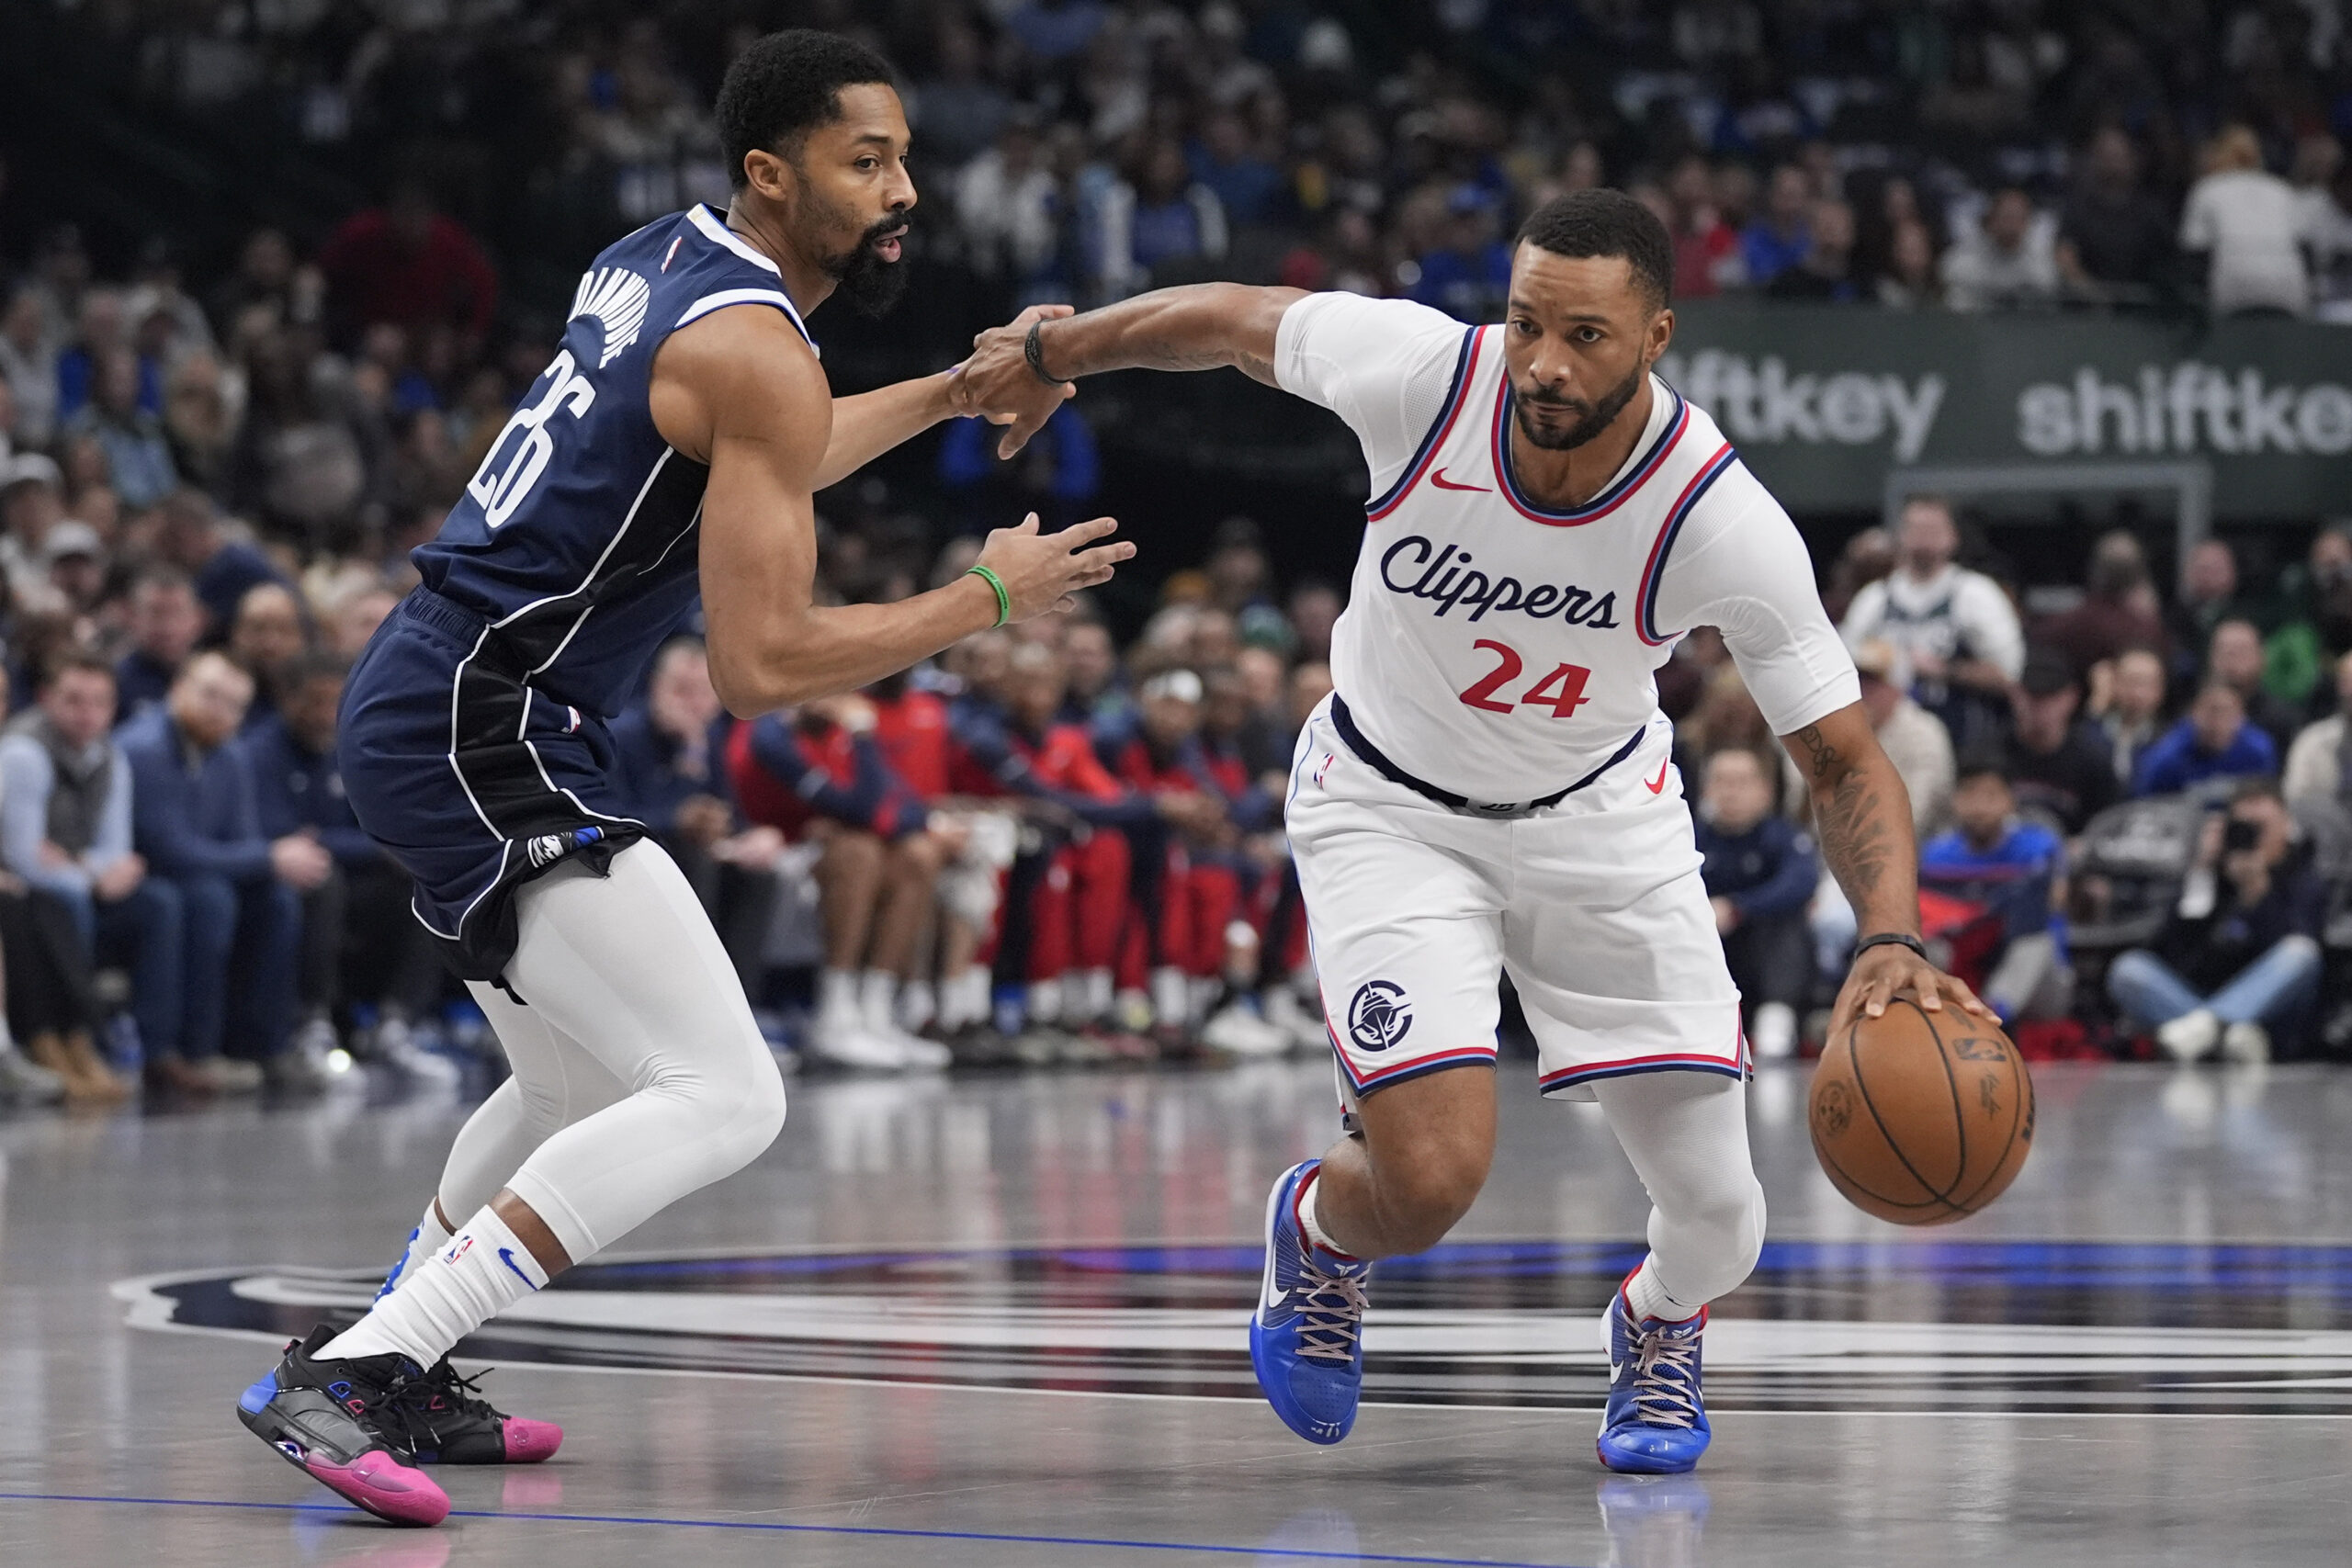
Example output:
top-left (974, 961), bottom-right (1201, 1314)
top-left (976, 513), bottom-right (1134, 621)
top-left (1826, 940), bottom-right (1993, 1048)
top-left (951, 305), bottom-right (1077, 460)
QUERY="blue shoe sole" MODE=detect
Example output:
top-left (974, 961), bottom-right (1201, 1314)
top-left (1595, 1435), bottom-right (1707, 1474)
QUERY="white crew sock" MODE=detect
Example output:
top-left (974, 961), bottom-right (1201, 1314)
top-left (1297, 1167), bottom-right (1359, 1262)
top-left (378, 1201), bottom-right (456, 1299)
top-left (818, 967), bottom-right (861, 1026)
top-left (1623, 1257), bottom-right (1703, 1324)
top-left (858, 969), bottom-right (900, 1035)
top-left (1150, 966), bottom-right (1190, 1030)
top-left (1076, 967), bottom-right (1114, 1023)
top-left (319, 1205), bottom-right (550, 1369)
top-left (899, 978), bottom-right (936, 1034)
top-left (1027, 977), bottom-right (1063, 1026)
top-left (937, 967), bottom-right (986, 1032)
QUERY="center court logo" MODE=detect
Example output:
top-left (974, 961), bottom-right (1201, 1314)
top-left (112, 1240), bottom-right (2352, 1416)
top-left (1347, 980), bottom-right (1413, 1052)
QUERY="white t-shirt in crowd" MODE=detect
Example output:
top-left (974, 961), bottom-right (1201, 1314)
top-left (2180, 168), bottom-right (2312, 315)
top-left (1839, 564), bottom-right (2025, 690)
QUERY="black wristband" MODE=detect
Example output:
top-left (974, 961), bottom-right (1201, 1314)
top-left (1024, 320), bottom-right (1074, 386)
top-left (1855, 932), bottom-right (1928, 960)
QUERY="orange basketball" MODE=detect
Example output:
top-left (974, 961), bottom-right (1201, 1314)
top-left (1807, 999), bottom-right (2034, 1225)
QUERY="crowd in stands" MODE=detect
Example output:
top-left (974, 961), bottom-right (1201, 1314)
top-left (1678, 493), bottom-right (2352, 1070)
top-left (5, 8), bottom-right (2352, 1107)
top-left (16, 1), bottom-right (2352, 326)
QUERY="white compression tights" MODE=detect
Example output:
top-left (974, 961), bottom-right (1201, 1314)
top-left (430, 840), bottom-right (788, 1266)
top-left (1587, 1071), bottom-right (1767, 1314)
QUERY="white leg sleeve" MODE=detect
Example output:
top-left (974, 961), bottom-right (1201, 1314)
top-left (484, 840), bottom-right (788, 1263)
top-left (429, 983), bottom-right (629, 1224)
top-left (1590, 1070), bottom-right (1766, 1311)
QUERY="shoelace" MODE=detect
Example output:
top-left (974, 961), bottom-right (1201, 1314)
top-left (1626, 1325), bottom-right (1701, 1428)
top-left (382, 1360), bottom-right (503, 1442)
top-left (1289, 1253), bottom-right (1371, 1364)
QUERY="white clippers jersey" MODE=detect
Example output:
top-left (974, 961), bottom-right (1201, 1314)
top-left (1275, 292), bottom-right (1860, 804)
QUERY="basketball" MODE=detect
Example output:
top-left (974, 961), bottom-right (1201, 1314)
top-left (1808, 999), bottom-right (2034, 1226)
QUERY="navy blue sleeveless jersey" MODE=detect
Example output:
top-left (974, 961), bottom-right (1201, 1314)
top-left (340, 203), bottom-right (814, 980)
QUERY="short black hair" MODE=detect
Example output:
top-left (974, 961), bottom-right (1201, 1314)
top-left (715, 29), bottom-right (896, 189)
top-left (1954, 748), bottom-right (2012, 788)
top-left (1514, 190), bottom-right (1675, 310)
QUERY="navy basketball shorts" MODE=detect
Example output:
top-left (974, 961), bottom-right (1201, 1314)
top-left (340, 589), bottom-right (646, 980)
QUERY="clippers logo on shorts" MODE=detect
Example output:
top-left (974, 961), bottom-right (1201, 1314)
top-left (1347, 980), bottom-right (1414, 1052)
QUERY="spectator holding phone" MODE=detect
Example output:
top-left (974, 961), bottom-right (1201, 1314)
top-left (2108, 779), bottom-right (2323, 1062)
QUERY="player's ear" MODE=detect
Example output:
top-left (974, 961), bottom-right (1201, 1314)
top-left (1645, 306), bottom-right (1675, 367)
top-left (741, 146), bottom-right (796, 205)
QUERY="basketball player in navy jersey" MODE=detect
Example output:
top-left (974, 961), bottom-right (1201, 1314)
top-left (961, 192), bottom-right (1984, 1473)
top-left (233, 32), bottom-right (1130, 1525)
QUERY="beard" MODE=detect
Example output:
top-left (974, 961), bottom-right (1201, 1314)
top-left (821, 209), bottom-right (912, 319)
top-left (1511, 360), bottom-right (1646, 452)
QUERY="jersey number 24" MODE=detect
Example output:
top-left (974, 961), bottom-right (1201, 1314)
top-left (1459, 638), bottom-right (1592, 718)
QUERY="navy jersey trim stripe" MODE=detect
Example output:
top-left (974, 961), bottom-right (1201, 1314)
top-left (1634, 444), bottom-right (1739, 648)
top-left (1363, 326), bottom-right (1482, 521)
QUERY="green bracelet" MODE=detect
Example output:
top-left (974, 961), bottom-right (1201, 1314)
top-left (966, 563), bottom-right (1012, 627)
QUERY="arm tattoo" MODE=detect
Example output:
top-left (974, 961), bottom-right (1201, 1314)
top-left (1793, 724), bottom-right (1892, 901)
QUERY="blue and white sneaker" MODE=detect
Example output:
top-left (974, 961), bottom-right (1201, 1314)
top-left (1596, 1287), bottom-right (1712, 1473)
top-left (1249, 1159), bottom-right (1373, 1445)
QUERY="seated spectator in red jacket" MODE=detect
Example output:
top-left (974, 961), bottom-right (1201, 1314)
top-left (727, 694), bottom-right (959, 1073)
top-left (949, 642), bottom-right (1161, 1032)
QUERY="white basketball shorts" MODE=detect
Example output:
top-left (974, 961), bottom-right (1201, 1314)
top-left (1286, 696), bottom-right (1748, 1107)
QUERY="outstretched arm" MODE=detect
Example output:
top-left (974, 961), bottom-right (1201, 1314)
top-left (655, 306), bottom-right (1133, 716)
top-left (818, 304), bottom-right (1075, 490)
top-left (958, 284), bottom-right (1306, 457)
top-left (1782, 702), bottom-right (1991, 1041)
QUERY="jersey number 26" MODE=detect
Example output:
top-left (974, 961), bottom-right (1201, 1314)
top-left (466, 350), bottom-right (599, 529)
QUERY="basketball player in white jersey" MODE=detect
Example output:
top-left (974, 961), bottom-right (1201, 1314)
top-left (961, 189), bottom-right (1987, 1472)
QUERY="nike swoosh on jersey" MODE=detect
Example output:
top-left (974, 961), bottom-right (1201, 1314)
top-left (1645, 756), bottom-right (1672, 794)
top-left (1429, 468), bottom-right (1490, 492)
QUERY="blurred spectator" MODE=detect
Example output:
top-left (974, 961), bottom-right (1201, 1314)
top-left (1764, 199), bottom-right (1859, 302)
top-left (1, 288), bottom-right (57, 446)
top-left (2264, 526), bottom-right (2352, 710)
top-left (1006, 0), bottom-right (1109, 62)
top-left (1097, 139), bottom-right (1227, 299)
top-left (1873, 220), bottom-right (1943, 309)
top-left (1822, 527), bottom-right (1896, 625)
top-left (208, 229), bottom-right (319, 335)
top-left (1839, 496), bottom-right (2024, 751)
top-left (0, 451), bottom-right (64, 610)
top-left (1666, 156), bottom-right (1742, 298)
top-left (43, 523), bottom-right (104, 617)
top-left (1740, 164), bottom-right (1813, 288)
top-left (54, 288), bottom-right (158, 425)
top-left (2307, 147), bottom-right (2352, 322)
top-left (1940, 187), bottom-right (2061, 310)
top-left (2089, 646), bottom-right (2170, 789)
top-left (1920, 758), bottom-right (2071, 1026)
top-left (2180, 126), bottom-right (2312, 316)
top-left (2056, 128), bottom-right (2175, 304)
top-left (910, 21), bottom-right (1010, 173)
top-left (161, 352), bottom-right (236, 496)
top-left (0, 654), bottom-right (169, 1094)
top-left (1285, 581), bottom-right (1341, 664)
top-left (119, 651), bottom-right (327, 1090)
top-left (116, 568), bottom-right (203, 720)
top-left (2166, 539), bottom-right (2252, 682)
top-left (68, 347), bottom-right (176, 509)
top-left (2109, 780), bottom-right (2323, 1061)
top-left (2005, 650), bottom-right (2120, 836)
top-left (317, 180), bottom-right (496, 346)
top-left (1852, 639), bottom-right (1955, 836)
top-left (2037, 531), bottom-right (2165, 680)
top-left (240, 652), bottom-right (447, 1081)
top-left (2208, 617), bottom-right (2303, 757)
top-left (1412, 186), bottom-right (1513, 322)
top-left (1694, 748), bottom-right (1815, 1061)
top-left (2283, 652), bottom-right (2352, 807)
top-left (611, 638), bottom-right (788, 992)
top-left (227, 582), bottom-right (311, 728)
top-left (156, 489), bottom-right (285, 637)
top-left (956, 114), bottom-right (1063, 295)
top-left (1189, 110), bottom-right (1284, 229)
top-left (2132, 680), bottom-right (2278, 796)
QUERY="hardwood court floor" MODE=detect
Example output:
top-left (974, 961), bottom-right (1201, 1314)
top-left (5, 1055), bottom-right (2352, 1566)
